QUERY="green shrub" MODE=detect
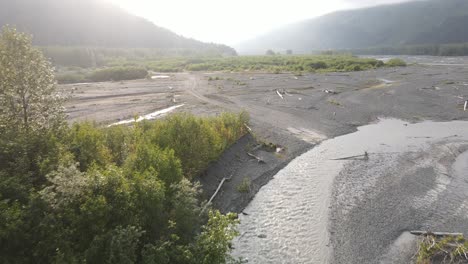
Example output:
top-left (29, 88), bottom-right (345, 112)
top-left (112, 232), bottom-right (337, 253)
top-left (385, 58), bottom-right (407, 67)
top-left (56, 72), bottom-right (87, 84)
top-left (416, 235), bottom-right (468, 264)
top-left (1, 28), bottom-right (245, 263)
top-left (88, 66), bottom-right (148, 82)
top-left (237, 177), bottom-right (251, 193)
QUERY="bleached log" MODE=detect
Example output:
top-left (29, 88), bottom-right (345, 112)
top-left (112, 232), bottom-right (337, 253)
top-left (276, 90), bottom-right (284, 99)
top-left (331, 152), bottom-right (369, 161)
top-left (244, 123), bottom-right (252, 132)
top-left (410, 231), bottom-right (464, 237)
top-left (200, 174), bottom-right (233, 215)
top-left (247, 152), bottom-right (265, 163)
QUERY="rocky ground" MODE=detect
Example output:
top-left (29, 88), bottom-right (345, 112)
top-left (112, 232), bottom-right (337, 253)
top-left (62, 58), bottom-right (468, 263)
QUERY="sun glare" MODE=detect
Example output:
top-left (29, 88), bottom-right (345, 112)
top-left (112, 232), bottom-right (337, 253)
top-left (107, 0), bottom-right (347, 45)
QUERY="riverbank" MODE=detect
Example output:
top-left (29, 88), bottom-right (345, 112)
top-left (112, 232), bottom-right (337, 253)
top-left (62, 59), bottom-right (468, 212)
top-left (62, 58), bottom-right (468, 262)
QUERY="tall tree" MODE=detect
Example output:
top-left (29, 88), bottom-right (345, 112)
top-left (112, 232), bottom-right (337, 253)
top-left (0, 26), bottom-right (64, 132)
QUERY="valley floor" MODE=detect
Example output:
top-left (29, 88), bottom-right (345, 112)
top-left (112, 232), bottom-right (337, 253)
top-left (62, 59), bottom-right (468, 263)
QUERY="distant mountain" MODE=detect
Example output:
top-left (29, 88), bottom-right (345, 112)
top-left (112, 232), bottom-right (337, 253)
top-left (0, 0), bottom-right (236, 55)
top-left (236, 0), bottom-right (468, 54)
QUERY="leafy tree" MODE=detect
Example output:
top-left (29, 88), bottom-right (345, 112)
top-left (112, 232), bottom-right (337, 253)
top-left (0, 29), bottom-right (245, 262)
top-left (195, 210), bottom-right (240, 264)
top-left (0, 26), bottom-right (64, 132)
top-left (0, 26), bottom-right (69, 193)
top-left (69, 122), bottom-right (111, 171)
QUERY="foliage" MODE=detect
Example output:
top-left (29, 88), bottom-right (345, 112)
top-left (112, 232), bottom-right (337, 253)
top-left (53, 54), bottom-right (390, 83)
top-left (194, 210), bottom-right (240, 264)
top-left (348, 42), bottom-right (468, 56)
top-left (0, 26), bottom-right (64, 132)
top-left (236, 177), bottom-right (251, 193)
top-left (87, 66), bottom-right (148, 82)
top-left (0, 111), bottom-right (246, 263)
top-left (416, 235), bottom-right (468, 264)
top-left (137, 55), bottom-right (385, 74)
top-left (0, 28), bottom-right (246, 263)
top-left (238, 0), bottom-right (468, 53)
top-left (385, 58), bottom-right (407, 67)
top-left (142, 112), bottom-right (249, 179)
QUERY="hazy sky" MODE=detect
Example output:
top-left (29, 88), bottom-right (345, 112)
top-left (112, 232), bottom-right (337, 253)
top-left (107, 0), bottom-right (416, 45)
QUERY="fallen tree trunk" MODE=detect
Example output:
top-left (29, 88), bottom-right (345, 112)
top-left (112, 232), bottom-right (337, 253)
top-left (244, 123), bottom-right (252, 133)
top-left (247, 152), bottom-right (265, 163)
top-left (276, 90), bottom-right (284, 99)
top-left (200, 174), bottom-right (233, 215)
top-left (331, 152), bottom-right (369, 161)
top-left (410, 231), bottom-right (464, 237)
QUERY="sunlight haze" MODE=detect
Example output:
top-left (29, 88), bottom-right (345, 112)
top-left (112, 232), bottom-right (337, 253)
top-left (107, 0), bottom-right (416, 45)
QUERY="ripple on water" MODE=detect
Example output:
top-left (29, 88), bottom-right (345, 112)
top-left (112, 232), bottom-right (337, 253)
top-left (232, 119), bottom-right (468, 264)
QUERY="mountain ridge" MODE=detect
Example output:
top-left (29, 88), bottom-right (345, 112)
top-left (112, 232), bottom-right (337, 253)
top-left (236, 0), bottom-right (468, 54)
top-left (0, 0), bottom-right (236, 55)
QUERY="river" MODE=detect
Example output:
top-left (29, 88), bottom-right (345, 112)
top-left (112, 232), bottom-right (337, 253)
top-left (232, 119), bottom-right (468, 263)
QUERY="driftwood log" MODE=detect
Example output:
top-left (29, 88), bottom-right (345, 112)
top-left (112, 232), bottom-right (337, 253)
top-left (331, 152), bottom-right (369, 161)
top-left (276, 90), bottom-right (284, 99)
top-left (247, 152), bottom-right (265, 163)
top-left (410, 231), bottom-right (464, 237)
top-left (200, 174), bottom-right (233, 215)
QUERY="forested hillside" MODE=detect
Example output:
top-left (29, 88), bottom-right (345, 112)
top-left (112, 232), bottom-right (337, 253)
top-left (0, 0), bottom-right (235, 55)
top-left (237, 0), bottom-right (468, 54)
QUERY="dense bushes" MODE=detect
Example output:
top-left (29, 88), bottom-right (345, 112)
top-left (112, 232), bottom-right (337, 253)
top-left (55, 66), bottom-right (149, 84)
top-left (0, 112), bottom-right (248, 263)
top-left (385, 58), bottom-right (407, 67)
top-left (145, 55), bottom-right (387, 73)
top-left (1, 27), bottom-right (247, 263)
top-left (88, 66), bottom-right (148, 82)
top-left (54, 54), bottom-right (392, 84)
top-left (42, 46), bottom-right (236, 68)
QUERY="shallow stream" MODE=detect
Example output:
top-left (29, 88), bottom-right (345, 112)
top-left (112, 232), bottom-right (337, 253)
top-left (232, 119), bottom-right (468, 263)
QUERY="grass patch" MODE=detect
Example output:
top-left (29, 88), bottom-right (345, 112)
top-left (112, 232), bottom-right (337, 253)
top-left (237, 177), bottom-right (252, 193)
top-left (208, 76), bottom-right (224, 81)
top-left (328, 99), bottom-right (342, 106)
top-left (145, 55), bottom-right (386, 73)
top-left (55, 55), bottom-right (399, 84)
top-left (416, 234), bottom-right (468, 264)
top-left (88, 66), bottom-right (148, 82)
top-left (56, 66), bottom-right (148, 84)
top-left (385, 58), bottom-right (407, 67)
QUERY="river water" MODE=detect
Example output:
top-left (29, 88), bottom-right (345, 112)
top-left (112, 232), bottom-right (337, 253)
top-left (232, 119), bottom-right (468, 263)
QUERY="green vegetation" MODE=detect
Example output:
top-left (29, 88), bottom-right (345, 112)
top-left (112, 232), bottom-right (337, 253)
top-left (349, 43), bottom-right (468, 56)
top-left (328, 99), bottom-right (343, 106)
top-left (208, 76), bottom-right (224, 81)
top-left (0, 27), bottom-right (247, 263)
top-left (53, 54), bottom-right (393, 84)
top-left (416, 235), bottom-right (468, 264)
top-left (105, 55), bottom-right (384, 75)
top-left (56, 66), bottom-right (149, 83)
top-left (0, 0), bottom-right (236, 55)
top-left (385, 58), bottom-right (407, 67)
top-left (88, 66), bottom-right (148, 82)
top-left (43, 46), bottom-right (236, 69)
top-left (238, 0), bottom-right (468, 54)
top-left (236, 177), bottom-right (252, 193)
